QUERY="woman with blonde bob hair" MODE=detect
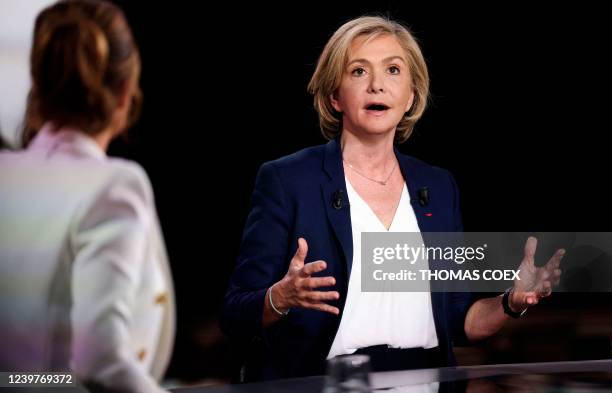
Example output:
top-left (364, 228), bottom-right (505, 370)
top-left (221, 15), bottom-right (562, 381)
top-left (308, 16), bottom-right (429, 144)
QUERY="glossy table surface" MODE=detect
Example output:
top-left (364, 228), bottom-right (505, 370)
top-left (170, 358), bottom-right (612, 392)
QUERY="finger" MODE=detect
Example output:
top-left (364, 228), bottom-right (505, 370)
top-left (552, 269), bottom-right (562, 286)
top-left (548, 259), bottom-right (560, 271)
top-left (526, 295), bottom-right (539, 305)
top-left (538, 281), bottom-right (552, 297)
top-left (305, 302), bottom-right (340, 315)
top-left (301, 260), bottom-right (328, 277)
top-left (523, 236), bottom-right (538, 265)
top-left (545, 249), bottom-right (565, 270)
top-left (291, 238), bottom-right (309, 267)
top-left (303, 276), bottom-right (336, 289)
top-left (305, 290), bottom-right (340, 302)
top-left (517, 291), bottom-right (539, 306)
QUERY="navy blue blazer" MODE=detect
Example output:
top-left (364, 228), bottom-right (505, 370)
top-left (220, 138), bottom-right (473, 381)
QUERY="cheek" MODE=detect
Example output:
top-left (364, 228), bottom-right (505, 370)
top-left (392, 86), bottom-right (414, 107)
top-left (337, 88), bottom-right (361, 113)
top-left (389, 77), bottom-right (410, 91)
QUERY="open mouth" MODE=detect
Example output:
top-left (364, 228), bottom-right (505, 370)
top-left (365, 103), bottom-right (390, 111)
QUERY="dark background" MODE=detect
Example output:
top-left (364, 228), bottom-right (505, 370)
top-left (108, 1), bottom-right (611, 384)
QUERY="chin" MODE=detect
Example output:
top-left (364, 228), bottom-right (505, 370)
top-left (360, 123), bottom-right (397, 136)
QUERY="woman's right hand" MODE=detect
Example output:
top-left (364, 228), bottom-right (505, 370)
top-left (269, 238), bottom-right (340, 316)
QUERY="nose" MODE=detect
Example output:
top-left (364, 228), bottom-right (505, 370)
top-left (367, 70), bottom-right (384, 93)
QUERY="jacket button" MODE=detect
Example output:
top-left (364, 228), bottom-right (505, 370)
top-left (155, 292), bottom-right (168, 305)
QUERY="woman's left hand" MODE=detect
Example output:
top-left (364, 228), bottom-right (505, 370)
top-left (510, 236), bottom-right (564, 312)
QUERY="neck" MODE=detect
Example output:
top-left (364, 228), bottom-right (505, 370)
top-left (88, 107), bottom-right (127, 151)
top-left (340, 129), bottom-right (396, 173)
top-left (91, 128), bottom-right (115, 152)
top-left (47, 121), bottom-right (115, 152)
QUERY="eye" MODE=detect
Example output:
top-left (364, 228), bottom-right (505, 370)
top-left (388, 65), bottom-right (401, 75)
top-left (351, 67), bottom-right (366, 76)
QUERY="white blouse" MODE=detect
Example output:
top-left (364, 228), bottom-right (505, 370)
top-left (327, 178), bottom-right (438, 359)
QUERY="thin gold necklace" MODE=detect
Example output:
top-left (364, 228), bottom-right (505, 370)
top-left (343, 157), bottom-right (397, 186)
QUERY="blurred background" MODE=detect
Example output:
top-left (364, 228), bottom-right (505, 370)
top-left (1, 0), bottom-right (611, 387)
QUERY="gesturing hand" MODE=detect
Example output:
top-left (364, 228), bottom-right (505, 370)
top-left (510, 236), bottom-right (564, 312)
top-left (271, 238), bottom-right (340, 315)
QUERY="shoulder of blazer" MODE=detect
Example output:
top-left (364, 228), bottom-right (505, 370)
top-left (261, 143), bottom-right (327, 179)
top-left (80, 158), bottom-right (156, 214)
top-left (397, 152), bottom-right (457, 186)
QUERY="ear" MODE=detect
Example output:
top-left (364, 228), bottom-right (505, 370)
top-left (111, 79), bottom-right (137, 136)
top-left (116, 80), bottom-right (133, 111)
top-left (405, 90), bottom-right (415, 114)
top-left (330, 92), bottom-right (342, 113)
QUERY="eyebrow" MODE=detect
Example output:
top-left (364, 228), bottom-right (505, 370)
top-left (347, 56), bottom-right (407, 67)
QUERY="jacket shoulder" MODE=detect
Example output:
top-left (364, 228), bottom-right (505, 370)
top-left (399, 153), bottom-right (456, 182)
top-left (258, 143), bottom-right (327, 180)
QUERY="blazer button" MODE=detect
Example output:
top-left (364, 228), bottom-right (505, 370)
top-left (138, 348), bottom-right (146, 362)
top-left (155, 292), bottom-right (168, 305)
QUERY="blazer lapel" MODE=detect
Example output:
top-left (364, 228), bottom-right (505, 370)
top-left (321, 138), bottom-right (354, 277)
top-left (395, 147), bottom-right (436, 233)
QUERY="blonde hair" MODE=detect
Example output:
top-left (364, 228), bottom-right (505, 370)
top-left (307, 16), bottom-right (429, 143)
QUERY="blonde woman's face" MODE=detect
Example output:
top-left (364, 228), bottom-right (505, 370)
top-left (331, 34), bottom-right (414, 138)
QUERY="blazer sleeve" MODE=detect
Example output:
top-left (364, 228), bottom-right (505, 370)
top-left (69, 164), bottom-right (167, 393)
top-left (220, 161), bottom-right (291, 341)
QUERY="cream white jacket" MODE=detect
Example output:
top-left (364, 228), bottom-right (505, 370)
top-left (0, 125), bottom-right (175, 393)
